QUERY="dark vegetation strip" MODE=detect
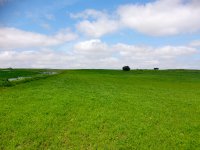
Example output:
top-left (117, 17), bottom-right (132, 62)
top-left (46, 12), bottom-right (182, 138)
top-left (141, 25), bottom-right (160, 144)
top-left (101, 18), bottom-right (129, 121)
top-left (0, 69), bottom-right (63, 87)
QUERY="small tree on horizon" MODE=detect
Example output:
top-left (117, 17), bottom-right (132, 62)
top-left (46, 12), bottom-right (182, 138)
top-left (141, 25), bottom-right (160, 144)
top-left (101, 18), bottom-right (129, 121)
top-left (122, 66), bottom-right (130, 71)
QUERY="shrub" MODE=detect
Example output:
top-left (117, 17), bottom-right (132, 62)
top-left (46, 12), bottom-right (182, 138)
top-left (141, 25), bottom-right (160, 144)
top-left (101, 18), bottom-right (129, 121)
top-left (122, 66), bottom-right (130, 71)
top-left (1, 79), bottom-right (12, 87)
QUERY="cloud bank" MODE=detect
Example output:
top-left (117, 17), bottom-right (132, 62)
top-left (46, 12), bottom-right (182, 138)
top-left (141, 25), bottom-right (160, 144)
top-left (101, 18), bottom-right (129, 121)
top-left (71, 9), bottom-right (120, 37)
top-left (0, 27), bottom-right (77, 49)
top-left (0, 39), bottom-right (198, 69)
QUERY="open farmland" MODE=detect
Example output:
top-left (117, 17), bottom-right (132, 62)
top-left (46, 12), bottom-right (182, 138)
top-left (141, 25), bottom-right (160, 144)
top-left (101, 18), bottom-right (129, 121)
top-left (0, 69), bottom-right (200, 149)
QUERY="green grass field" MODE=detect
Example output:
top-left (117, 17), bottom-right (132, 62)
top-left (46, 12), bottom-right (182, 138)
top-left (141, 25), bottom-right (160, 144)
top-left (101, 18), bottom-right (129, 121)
top-left (0, 69), bottom-right (200, 149)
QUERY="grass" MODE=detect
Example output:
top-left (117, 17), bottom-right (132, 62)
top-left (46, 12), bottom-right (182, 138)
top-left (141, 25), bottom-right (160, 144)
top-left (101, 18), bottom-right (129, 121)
top-left (0, 69), bottom-right (200, 149)
top-left (0, 69), bottom-right (62, 87)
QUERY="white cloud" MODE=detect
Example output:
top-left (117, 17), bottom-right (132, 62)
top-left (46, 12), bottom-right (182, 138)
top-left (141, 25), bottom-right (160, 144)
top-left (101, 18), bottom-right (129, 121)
top-left (115, 43), bottom-right (196, 60)
top-left (74, 39), bottom-right (109, 53)
top-left (76, 19), bottom-right (119, 37)
top-left (1, 39), bottom-right (198, 69)
top-left (154, 46), bottom-right (197, 57)
top-left (71, 0), bottom-right (200, 37)
top-left (73, 39), bottom-right (114, 60)
top-left (0, 27), bottom-right (77, 49)
top-left (0, 49), bottom-right (77, 68)
top-left (117, 0), bottom-right (200, 36)
top-left (71, 9), bottom-right (120, 37)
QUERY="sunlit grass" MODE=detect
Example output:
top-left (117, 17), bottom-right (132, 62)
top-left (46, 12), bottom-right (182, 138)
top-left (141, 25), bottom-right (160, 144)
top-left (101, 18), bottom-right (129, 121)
top-left (0, 69), bottom-right (200, 149)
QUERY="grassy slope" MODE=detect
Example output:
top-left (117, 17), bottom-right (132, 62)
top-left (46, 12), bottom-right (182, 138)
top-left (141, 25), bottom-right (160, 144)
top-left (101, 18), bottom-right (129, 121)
top-left (0, 70), bottom-right (200, 149)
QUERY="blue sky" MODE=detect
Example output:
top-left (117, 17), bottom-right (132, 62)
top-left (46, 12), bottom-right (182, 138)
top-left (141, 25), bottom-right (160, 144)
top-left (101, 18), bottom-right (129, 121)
top-left (0, 0), bottom-right (200, 69)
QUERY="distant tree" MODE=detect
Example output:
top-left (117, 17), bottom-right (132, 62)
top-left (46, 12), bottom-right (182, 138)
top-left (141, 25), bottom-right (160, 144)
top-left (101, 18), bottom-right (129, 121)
top-left (154, 68), bottom-right (159, 70)
top-left (122, 66), bottom-right (130, 71)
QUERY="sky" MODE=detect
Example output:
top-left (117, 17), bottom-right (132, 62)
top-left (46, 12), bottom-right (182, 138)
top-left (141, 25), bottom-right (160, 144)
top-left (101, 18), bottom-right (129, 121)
top-left (0, 0), bottom-right (200, 69)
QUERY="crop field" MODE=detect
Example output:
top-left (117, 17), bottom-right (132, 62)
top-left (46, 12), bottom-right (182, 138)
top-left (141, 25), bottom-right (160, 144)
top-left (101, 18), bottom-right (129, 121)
top-left (0, 69), bottom-right (200, 149)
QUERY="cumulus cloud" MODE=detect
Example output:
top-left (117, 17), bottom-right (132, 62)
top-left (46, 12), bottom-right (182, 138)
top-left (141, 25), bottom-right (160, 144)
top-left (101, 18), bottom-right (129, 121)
top-left (71, 0), bottom-right (200, 37)
top-left (74, 39), bottom-right (111, 55)
top-left (76, 19), bottom-right (119, 38)
top-left (117, 0), bottom-right (200, 36)
top-left (113, 43), bottom-right (197, 58)
top-left (74, 39), bottom-right (198, 69)
top-left (0, 27), bottom-right (77, 49)
top-left (0, 49), bottom-right (77, 68)
top-left (71, 9), bottom-right (120, 37)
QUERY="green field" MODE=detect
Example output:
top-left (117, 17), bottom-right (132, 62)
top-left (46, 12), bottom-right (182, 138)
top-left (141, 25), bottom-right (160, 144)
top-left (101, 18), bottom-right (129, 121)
top-left (0, 69), bottom-right (200, 149)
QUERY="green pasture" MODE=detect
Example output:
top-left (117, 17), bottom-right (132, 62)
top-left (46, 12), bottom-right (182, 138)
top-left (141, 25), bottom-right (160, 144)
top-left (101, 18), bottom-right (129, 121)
top-left (0, 69), bottom-right (200, 149)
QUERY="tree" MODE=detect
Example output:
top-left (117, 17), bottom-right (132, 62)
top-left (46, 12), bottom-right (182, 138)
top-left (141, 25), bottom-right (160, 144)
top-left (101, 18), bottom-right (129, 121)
top-left (122, 66), bottom-right (130, 71)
